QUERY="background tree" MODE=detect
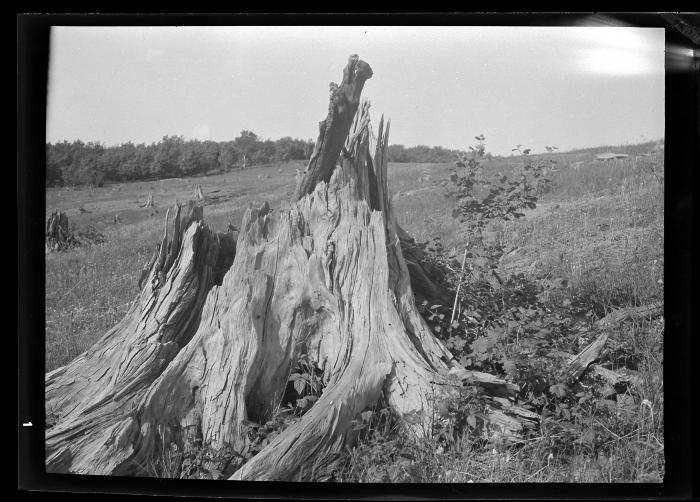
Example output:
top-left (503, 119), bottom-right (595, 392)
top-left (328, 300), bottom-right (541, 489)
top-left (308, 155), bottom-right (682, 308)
top-left (218, 141), bottom-right (241, 171)
top-left (154, 136), bottom-right (187, 178)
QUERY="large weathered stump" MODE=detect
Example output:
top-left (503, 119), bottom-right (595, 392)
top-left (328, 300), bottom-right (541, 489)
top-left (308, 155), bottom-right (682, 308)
top-left (45, 55), bottom-right (535, 480)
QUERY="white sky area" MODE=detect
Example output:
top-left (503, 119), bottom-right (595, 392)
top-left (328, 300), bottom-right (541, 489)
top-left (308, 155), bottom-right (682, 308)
top-left (46, 26), bottom-right (665, 156)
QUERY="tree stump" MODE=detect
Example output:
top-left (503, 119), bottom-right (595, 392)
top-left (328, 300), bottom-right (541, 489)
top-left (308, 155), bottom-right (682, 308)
top-left (45, 55), bottom-right (535, 480)
top-left (46, 210), bottom-right (79, 252)
top-left (193, 184), bottom-right (205, 201)
top-left (141, 193), bottom-right (154, 208)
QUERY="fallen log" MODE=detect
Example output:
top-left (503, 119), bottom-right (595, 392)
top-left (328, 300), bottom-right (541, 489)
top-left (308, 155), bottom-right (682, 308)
top-left (594, 301), bottom-right (663, 328)
top-left (562, 302), bottom-right (663, 384)
top-left (562, 332), bottom-right (610, 385)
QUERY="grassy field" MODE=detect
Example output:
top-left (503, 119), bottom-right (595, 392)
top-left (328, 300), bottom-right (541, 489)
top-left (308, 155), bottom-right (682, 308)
top-left (333, 151), bottom-right (665, 483)
top-left (45, 145), bottom-right (664, 482)
top-left (45, 161), bottom-right (304, 369)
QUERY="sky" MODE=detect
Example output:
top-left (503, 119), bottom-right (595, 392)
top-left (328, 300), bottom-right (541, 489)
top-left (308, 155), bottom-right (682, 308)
top-left (46, 25), bottom-right (665, 156)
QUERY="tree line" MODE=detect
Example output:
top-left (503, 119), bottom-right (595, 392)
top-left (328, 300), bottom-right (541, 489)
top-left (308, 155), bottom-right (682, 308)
top-left (387, 144), bottom-right (480, 164)
top-left (46, 131), bottom-right (316, 187)
top-left (46, 131), bottom-right (475, 187)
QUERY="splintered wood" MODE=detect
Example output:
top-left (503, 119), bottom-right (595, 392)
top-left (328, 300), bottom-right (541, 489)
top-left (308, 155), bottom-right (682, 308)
top-left (562, 302), bottom-right (663, 384)
top-left (45, 54), bottom-right (541, 480)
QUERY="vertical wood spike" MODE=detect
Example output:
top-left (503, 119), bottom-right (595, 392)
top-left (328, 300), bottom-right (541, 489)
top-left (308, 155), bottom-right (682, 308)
top-left (155, 207), bottom-right (172, 274)
top-left (163, 204), bottom-right (183, 274)
top-left (381, 118), bottom-right (391, 217)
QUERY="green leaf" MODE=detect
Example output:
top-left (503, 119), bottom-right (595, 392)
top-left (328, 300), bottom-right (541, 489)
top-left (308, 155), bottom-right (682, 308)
top-left (535, 328), bottom-right (551, 339)
top-left (293, 378), bottom-right (306, 395)
top-left (467, 414), bottom-right (477, 428)
top-left (549, 383), bottom-right (568, 398)
top-left (471, 336), bottom-right (495, 360)
top-left (502, 358), bottom-right (517, 376)
top-left (581, 428), bottom-right (596, 446)
top-left (447, 336), bottom-right (467, 351)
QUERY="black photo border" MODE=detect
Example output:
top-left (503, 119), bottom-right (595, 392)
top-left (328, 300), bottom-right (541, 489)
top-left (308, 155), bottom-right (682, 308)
top-left (18, 11), bottom-right (695, 500)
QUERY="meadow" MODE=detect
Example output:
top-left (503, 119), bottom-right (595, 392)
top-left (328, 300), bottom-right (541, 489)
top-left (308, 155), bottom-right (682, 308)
top-left (45, 145), bottom-right (664, 482)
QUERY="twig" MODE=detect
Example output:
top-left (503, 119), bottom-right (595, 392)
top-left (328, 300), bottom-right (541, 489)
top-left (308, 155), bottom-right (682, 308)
top-left (601, 427), bottom-right (641, 446)
top-left (594, 418), bottom-right (622, 441)
top-left (52, 277), bottom-right (86, 304)
top-left (449, 246), bottom-right (469, 327)
top-left (452, 470), bottom-right (480, 480)
top-left (524, 463), bottom-right (550, 481)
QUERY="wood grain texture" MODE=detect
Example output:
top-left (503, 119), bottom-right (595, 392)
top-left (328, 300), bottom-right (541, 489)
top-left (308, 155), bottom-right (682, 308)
top-left (45, 202), bottom-right (235, 474)
top-left (45, 55), bottom-right (536, 480)
top-left (293, 55), bottom-right (373, 201)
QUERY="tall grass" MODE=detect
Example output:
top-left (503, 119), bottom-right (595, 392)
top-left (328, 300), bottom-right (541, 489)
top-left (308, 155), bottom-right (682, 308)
top-left (44, 163), bottom-right (299, 371)
top-left (498, 153), bottom-right (664, 309)
top-left (45, 219), bottom-right (160, 370)
top-left (45, 146), bottom-right (664, 482)
top-left (334, 147), bottom-right (665, 482)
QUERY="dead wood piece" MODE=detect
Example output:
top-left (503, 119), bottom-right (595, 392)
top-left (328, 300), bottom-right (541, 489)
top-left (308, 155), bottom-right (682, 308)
top-left (591, 365), bottom-right (643, 394)
top-left (484, 398), bottom-right (540, 443)
top-left (293, 55), bottom-right (374, 201)
top-left (448, 368), bottom-right (520, 399)
top-left (443, 369), bottom-right (538, 443)
top-left (45, 201), bottom-right (232, 475)
top-left (562, 302), bottom-right (663, 384)
top-left (594, 301), bottom-right (663, 328)
top-left (562, 332), bottom-right (609, 384)
top-left (46, 210), bottom-right (80, 252)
